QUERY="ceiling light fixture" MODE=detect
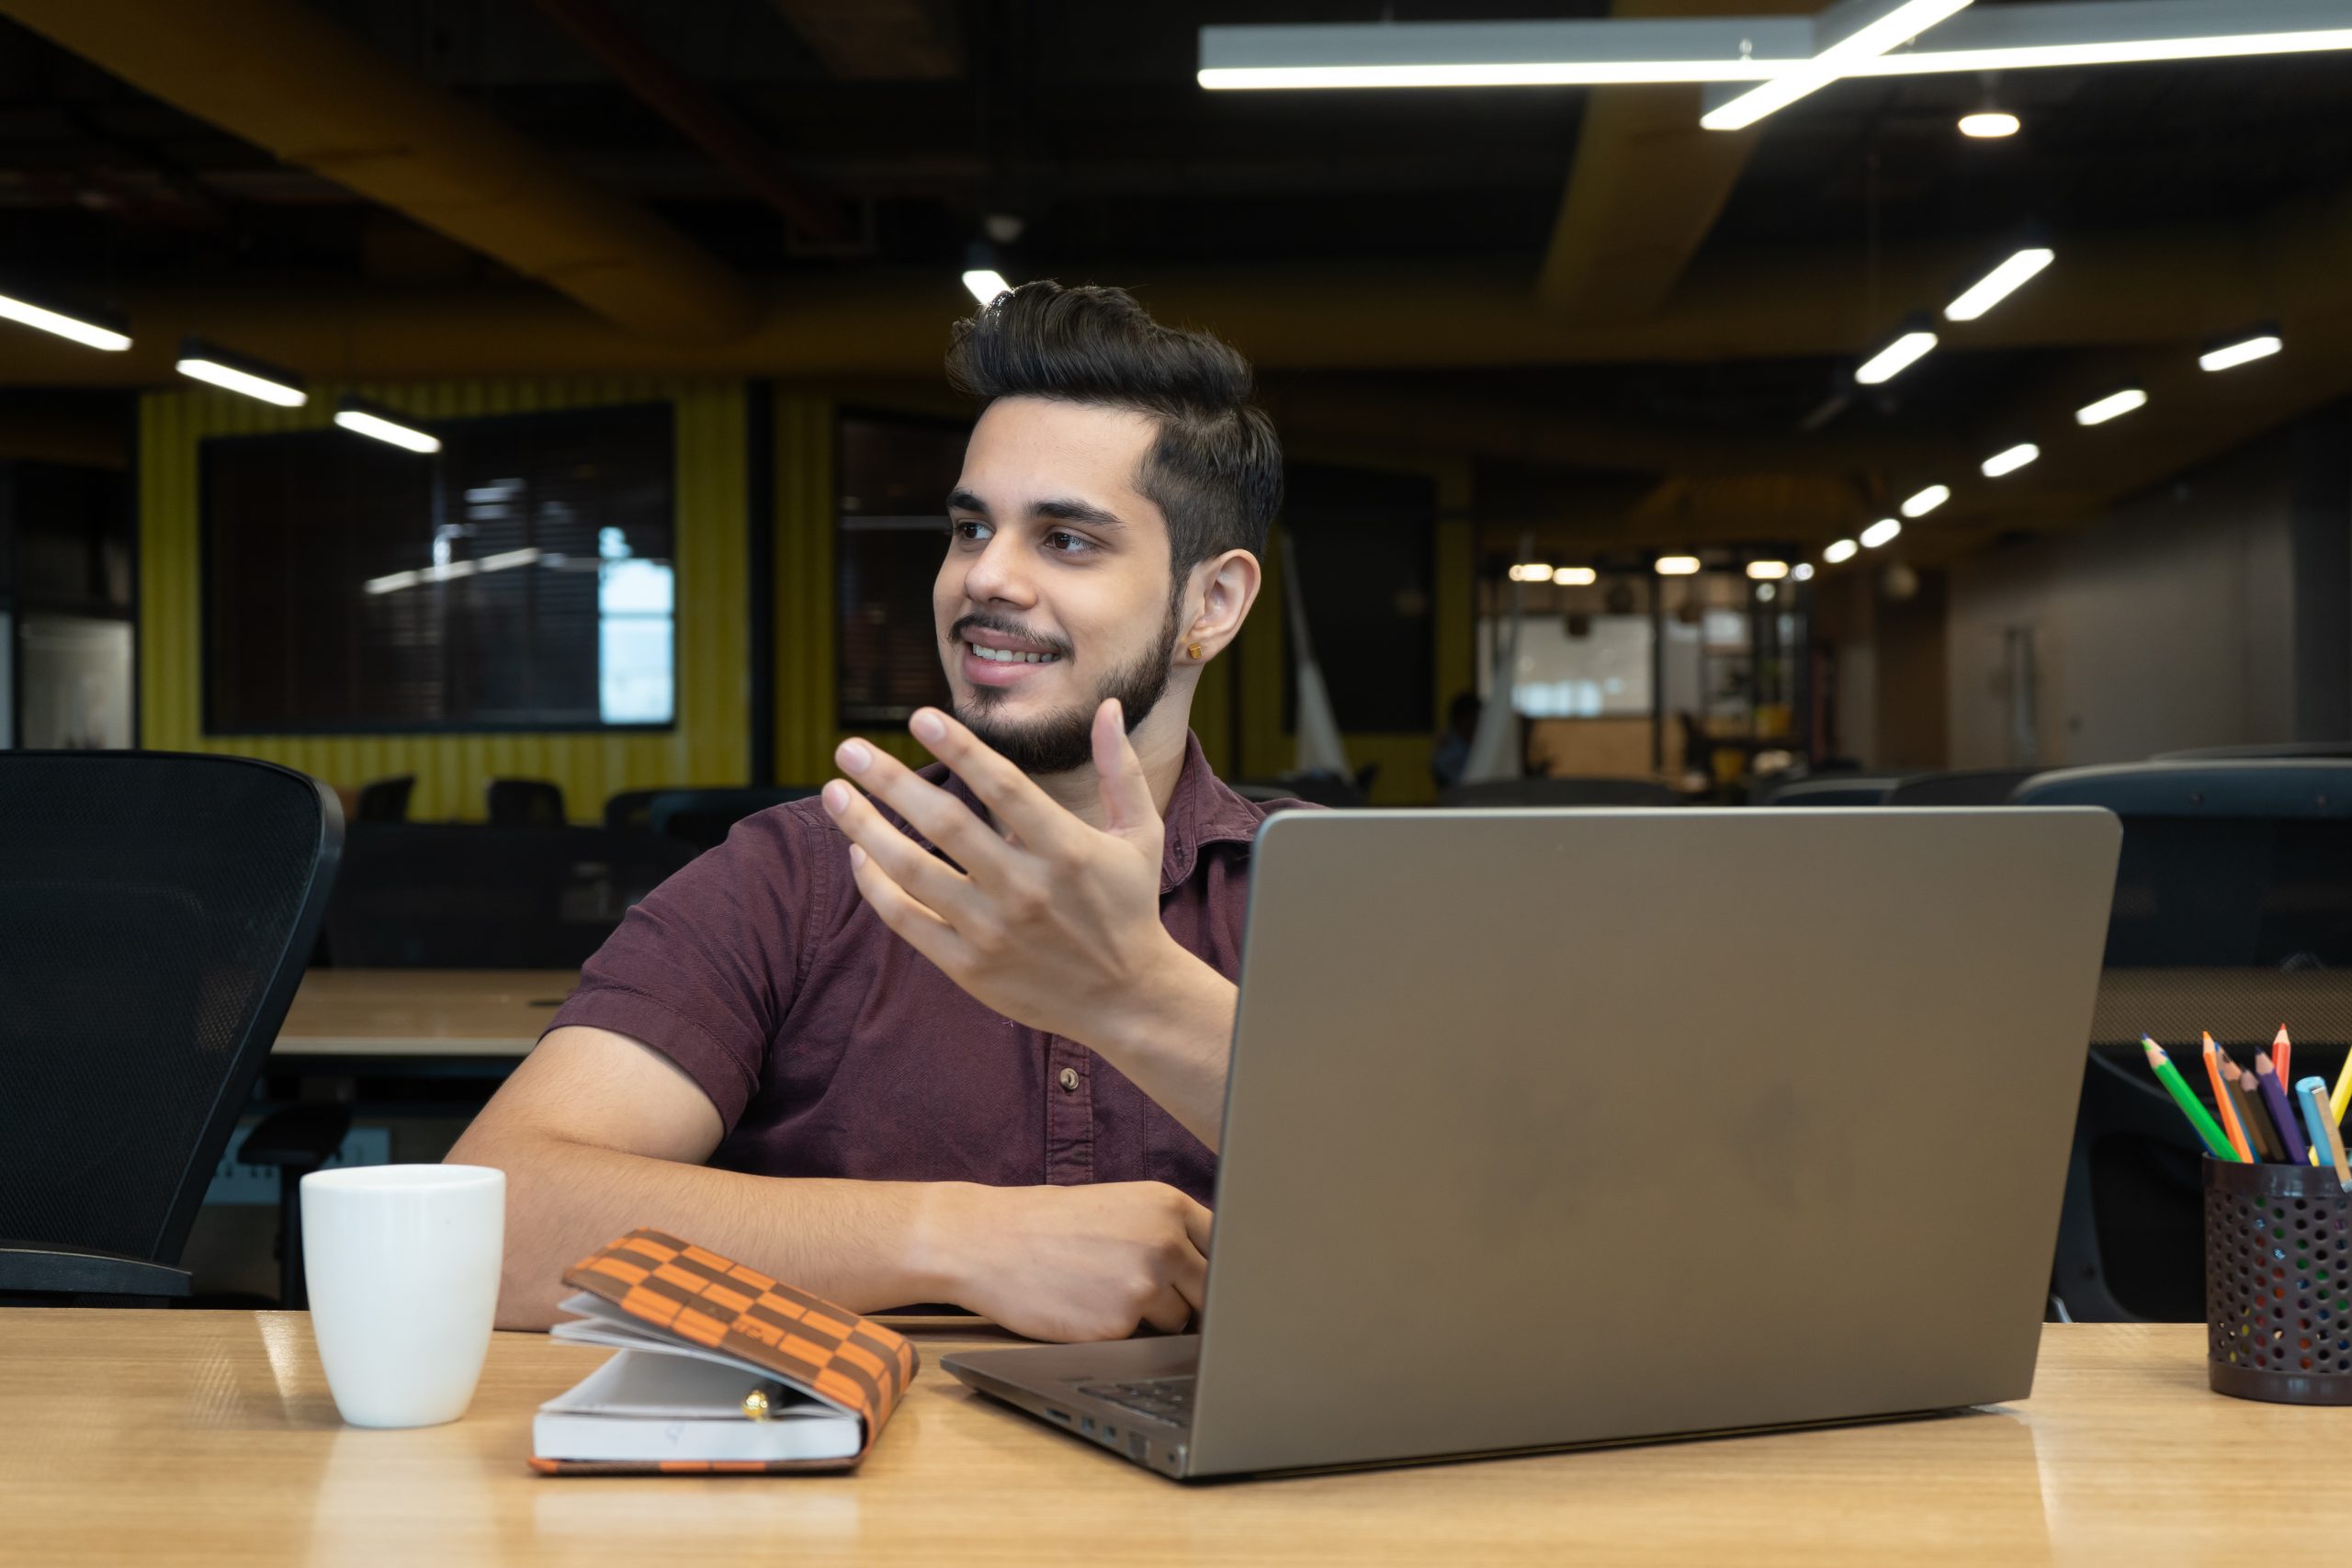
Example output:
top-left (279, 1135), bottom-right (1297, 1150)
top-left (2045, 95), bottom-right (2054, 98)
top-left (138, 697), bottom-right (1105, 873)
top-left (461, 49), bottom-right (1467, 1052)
top-left (1702, 0), bottom-right (1977, 130)
top-left (1747, 559), bottom-right (1791, 580)
top-left (1792, 562), bottom-right (1816, 581)
top-left (0, 286), bottom-right (130, 351)
top-left (175, 337), bottom-right (305, 407)
top-left (1958, 109), bottom-right (2019, 137)
top-left (1981, 442), bottom-right (2041, 478)
top-left (2199, 330), bottom-right (2284, 372)
top-left (1823, 539), bottom-right (1860, 564)
top-left (1855, 318), bottom-right (1940, 385)
top-left (1508, 562), bottom-right (1555, 582)
top-left (1655, 555), bottom-right (1702, 576)
top-left (334, 396), bottom-right (441, 454)
top-left (1196, 17), bottom-right (1813, 90)
top-left (1860, 518), bottom-right (1904, 548)
top-left (1901, 484), bottom-right (1952, 517)
top-left (1553, 566), bottom-right (1599, 586)
top-left (2075, 388), bottom-right (2149, 425)
top-left (1943, 246), bottom-right (2054, 321)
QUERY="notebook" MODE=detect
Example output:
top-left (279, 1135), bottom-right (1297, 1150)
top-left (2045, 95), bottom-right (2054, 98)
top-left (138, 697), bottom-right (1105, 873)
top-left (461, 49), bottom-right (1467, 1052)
top-left (529, 1228), bottom-right (920, 1475)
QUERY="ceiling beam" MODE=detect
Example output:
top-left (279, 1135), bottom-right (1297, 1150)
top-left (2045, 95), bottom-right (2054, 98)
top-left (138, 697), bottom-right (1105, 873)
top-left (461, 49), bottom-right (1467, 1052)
top-left (1537, 0), bottom-right (1824, 321)
top-left (767, 0), bottom-right (960, 80)
top-left (0, 0), bottom-right (757, 343)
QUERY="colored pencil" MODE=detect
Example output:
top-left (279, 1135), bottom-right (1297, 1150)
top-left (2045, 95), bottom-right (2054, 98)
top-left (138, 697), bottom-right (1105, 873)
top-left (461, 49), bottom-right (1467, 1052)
top-left (2222, 1065), bottom-right (2276, 1161)
top-left (2299, 1077), bottom-right (2352, 1192)
top-left (2273, 1024), bottom-right (2291, 1085)
top-left (2202, 1035), bottom-right (2253, 1163)
top-left (2142, 1037), bottom-right (2240, 1161)
top-left (2239, 1067), bottom-right (2288, 1160)
top-left (2332, 1043), bottom-right (2352, 1130)
top-left (2255, 1051), bottom-right (2311, 1168)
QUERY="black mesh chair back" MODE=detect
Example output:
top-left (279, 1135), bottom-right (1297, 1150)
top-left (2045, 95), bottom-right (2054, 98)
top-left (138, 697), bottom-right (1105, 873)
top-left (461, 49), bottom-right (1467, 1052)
top-left (0, 752), bottom-right (341, 1300)
top-left (2014, 761), bottom-right (2352, 1320)
top-left (355, 773), bottom-right (415, 823)
top-left (1760, 774), bottom-right (1910, 806)
top-left (603, 788), bottom-right (664, 832)
top-left (1883, 767), bottom-right (2046, 807)
top-left (324, 824), bottom-right (695, 967)
top-left (486, 777), bottom-right (567, 827)
top-left (645, 787), bottom-right (820, 852)
top-left (1440, 776), bottom-right (1679, 808)
top-left (2154, 741), bottom-right (2352, 761)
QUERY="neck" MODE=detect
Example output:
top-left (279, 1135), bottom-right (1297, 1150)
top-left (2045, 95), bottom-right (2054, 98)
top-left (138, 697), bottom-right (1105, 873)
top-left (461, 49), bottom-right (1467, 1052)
top-left (1029, 698), bottom-right (1194, 829)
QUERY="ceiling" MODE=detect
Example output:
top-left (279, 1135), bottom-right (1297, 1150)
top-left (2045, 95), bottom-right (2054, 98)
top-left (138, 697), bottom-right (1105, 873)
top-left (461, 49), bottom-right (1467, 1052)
top-left (3, 0), bottom-right (2348, 564)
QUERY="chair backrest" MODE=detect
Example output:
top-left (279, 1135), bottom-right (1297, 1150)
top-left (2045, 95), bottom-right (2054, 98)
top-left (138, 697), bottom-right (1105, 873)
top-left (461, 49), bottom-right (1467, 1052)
top-left (0, 752), bottom-right (341, 1281)
top-left (1230, 773), bottom-right (1364, 809)
top-left (603, 788), bottom-right (664, 832)
top-left (2153, 741), bottom-right (2352, 761)
top-left (1439, 776), bottom-right (1679, 808)
top-left (1883, 767), bottom-right (2046, 807)
top-left (323, 824), bottom-right (695, 967)
top-left (486, 777), bottom-right (567, 827)
top-left (1759, 774), bottom-right (1909, 806)
top-left (646, 787), bottom-right (820, 852)
top-left (355, 773), bottom-right (414, 823)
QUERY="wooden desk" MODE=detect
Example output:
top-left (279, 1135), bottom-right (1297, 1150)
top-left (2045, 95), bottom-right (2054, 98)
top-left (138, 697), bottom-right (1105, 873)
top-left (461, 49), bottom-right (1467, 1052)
top-left (5, 1314), bottom-right (2342, 1564)
top-left (273, 969), bottom-right (578, 1058)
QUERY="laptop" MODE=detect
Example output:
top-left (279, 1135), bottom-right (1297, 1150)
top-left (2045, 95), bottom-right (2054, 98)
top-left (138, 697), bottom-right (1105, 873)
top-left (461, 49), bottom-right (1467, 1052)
top-left (944, 806), bottom-right (2122, 1480)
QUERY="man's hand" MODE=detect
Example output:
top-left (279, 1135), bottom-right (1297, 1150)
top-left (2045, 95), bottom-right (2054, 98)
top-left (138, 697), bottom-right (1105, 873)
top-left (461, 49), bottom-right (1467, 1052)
top-left (920, 1181), bottom-right (1211, 1342)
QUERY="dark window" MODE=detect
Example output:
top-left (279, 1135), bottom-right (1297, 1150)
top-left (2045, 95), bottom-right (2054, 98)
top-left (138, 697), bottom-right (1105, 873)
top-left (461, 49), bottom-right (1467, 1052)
top-left (835, 410), bottom-right (967, 728)
top-left (202, 403), bottom-right (675, 734)
top-left (1283, 462), bottom-right (1437, 734)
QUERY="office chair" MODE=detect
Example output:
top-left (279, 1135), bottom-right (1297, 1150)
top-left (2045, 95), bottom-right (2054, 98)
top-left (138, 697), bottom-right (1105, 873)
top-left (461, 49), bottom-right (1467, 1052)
top-left (645, 786), bottom-right (820, 852)
top-left (486, 777), bottom-right (567, 826)
top-left (603, 787), bottom-right (664, 832)
top-left (354, 773), bottom-right (415, 823)
top-left (1231, 773), bottom-right (1365, 809)
top-left (2153, 741), bottom-right (2352, 761)
top-left (1883, 768), bottom-right (2045, 807)
top-left (1760, 773), bottom-right (1911, 806)
top-left (323, 824), bottom-right (695, 967)
top-left (0, 752), bottom-right (342, 1304)
top-left (1439, 776), bottom-right (1679, 808)
top-left (2016, 760), bottom-right (2352, 1321)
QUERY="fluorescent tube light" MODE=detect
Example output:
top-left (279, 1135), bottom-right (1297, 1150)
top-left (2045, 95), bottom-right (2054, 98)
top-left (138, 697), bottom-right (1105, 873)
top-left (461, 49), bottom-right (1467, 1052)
top-left (1655, 555), bottom-right (1702, 576)
top-left (1959, 110), bottom-right (2019, 137)
top-left (334, 397), bottom-right (440, 454)
top-left (1552, 566), bottom-right (1599, 586)
top-left (1747, 560), bottom-right (1790, 581)
top-left (1508, 562), bottom-right (1555, 582)
top-left (2075, 388), bottom-right (2148, 425)
top-left (0, 289), bottom-right (130, 351)
top-left (1702, 0), bottom-right (1977, 131)
top-left (963, 269), bottom-right (1012, 306)
top-left (1901, 484), bottom-right (1951, 518)
top-left (1860, 519), bottom-right (1904, 548)
top-left (1855, 328), bottom-right (1939, 386)
top-left (2199, 333), bottom-right (2283, 372)
top-left (176, 351), bottom-right (306, 408)
top-left (1792, 562), bottom-right (1816, 581)
top-left (1197, 17), bottom-right (1811, 90)
top-left (1944, 247), bottom-right (2054, 321)
top-left (1823, 539), bottom-right (1859, 565)
top-left (1980, 443), bottom-right (2040, 478)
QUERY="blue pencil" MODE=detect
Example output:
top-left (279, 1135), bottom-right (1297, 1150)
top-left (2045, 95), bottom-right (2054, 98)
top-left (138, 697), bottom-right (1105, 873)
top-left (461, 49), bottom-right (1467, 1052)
top-left (2256, 1051), bottom-right (2311, 1168)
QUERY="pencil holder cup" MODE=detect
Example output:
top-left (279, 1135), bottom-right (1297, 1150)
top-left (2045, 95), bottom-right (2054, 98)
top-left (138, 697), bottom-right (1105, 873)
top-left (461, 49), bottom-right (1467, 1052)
top-left (2205, 1156), bottom-right (2352, 1404)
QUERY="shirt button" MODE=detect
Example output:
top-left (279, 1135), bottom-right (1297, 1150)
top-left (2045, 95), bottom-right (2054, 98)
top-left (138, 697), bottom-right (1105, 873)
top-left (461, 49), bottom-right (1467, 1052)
top-left (1058, 1067), bottom-right (1080, 1092)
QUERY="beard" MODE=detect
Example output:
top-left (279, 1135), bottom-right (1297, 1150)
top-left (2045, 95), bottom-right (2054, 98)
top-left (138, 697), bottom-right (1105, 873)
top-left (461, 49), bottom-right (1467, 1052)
top-left (947, 600), bottom-right (1181, 775)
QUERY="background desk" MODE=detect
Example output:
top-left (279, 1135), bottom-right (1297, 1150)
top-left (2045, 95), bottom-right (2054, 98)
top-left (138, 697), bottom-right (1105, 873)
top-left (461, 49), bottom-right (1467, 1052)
top-left (5, 1313), bottom-right (2342, 1564)
top-left (273, 969), bottom-right (578, 1059)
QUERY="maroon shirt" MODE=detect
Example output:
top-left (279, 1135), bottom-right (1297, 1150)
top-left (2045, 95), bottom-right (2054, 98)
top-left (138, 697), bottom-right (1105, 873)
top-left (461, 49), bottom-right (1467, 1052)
top-left (545, 734), bottom-right (1283, 1205)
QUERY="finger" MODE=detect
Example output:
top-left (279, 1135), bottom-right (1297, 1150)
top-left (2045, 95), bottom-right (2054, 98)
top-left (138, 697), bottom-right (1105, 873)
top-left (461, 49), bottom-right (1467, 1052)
top-left (845, 841), bottom-right (978, 977)
top-left (1140, 1283), bottom-right (1193, 1336)
top-left (1179, 1197), bottom-right (1214, 1258)
top-left (1170, 1236), bottom-right (1208, 1314)
top-left (1091, 698), bottom-right (1159, 839)
top-left (833, 738), bottom-right (1015, 879)
top-left (907, 707), bottom-right (1081, 852)
top-left (822, 779), bottom-right (982, 924)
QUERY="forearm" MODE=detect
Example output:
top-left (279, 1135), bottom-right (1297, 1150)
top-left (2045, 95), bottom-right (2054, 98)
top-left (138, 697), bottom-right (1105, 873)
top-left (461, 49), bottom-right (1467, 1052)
top-left (1090, 946), bottom-right (1239, 1150)
top-left (449, 1124), bottom-right (963, 1330)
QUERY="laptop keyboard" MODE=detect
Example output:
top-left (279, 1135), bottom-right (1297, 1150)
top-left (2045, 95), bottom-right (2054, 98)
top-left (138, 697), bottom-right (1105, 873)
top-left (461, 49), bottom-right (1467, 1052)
top-left (1077, 1375), bottom-right (1195, 1427)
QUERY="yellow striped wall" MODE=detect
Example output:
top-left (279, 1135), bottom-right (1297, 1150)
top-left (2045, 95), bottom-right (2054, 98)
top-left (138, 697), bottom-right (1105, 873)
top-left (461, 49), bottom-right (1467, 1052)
top-left (139, 378), bottom-right (749, 821)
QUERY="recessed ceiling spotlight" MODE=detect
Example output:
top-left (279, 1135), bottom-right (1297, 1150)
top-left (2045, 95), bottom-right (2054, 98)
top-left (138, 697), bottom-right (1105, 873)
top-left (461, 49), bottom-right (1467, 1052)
top-left (1901, 484), bottom-right (1952, 518)
top-left (1552, 566), bottom-right (1599, 586)
top-left (1823, 539), bottom-right (1859, 564)
top-left (1980, 443), bottom-right (2040, 478)
top-left (1655, 555), bottom-right (1702, 576)
top-left (1508, 562), bottom-right (1555, 582)
top-left (2075, 388), bottom-right (2148, 425)
top-left (1959, 110), bottom-right (2020, 138)
top-left (1860, 518), bottom-right (1903, 548)
top-left (1791, 562), bottom-right (1815, 581)
top-left (1746, 560), bottom-right (1790, 581)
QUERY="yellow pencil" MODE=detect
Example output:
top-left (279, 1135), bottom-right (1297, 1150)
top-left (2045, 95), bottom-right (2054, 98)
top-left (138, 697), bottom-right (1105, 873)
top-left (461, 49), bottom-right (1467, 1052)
top-left (2333, 1043), bottom-right (2352, 1128)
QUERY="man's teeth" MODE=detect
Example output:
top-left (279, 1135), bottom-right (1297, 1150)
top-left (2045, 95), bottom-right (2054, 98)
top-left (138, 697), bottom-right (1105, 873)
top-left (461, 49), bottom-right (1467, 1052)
top-left (970, 643), bottom-right (1058, 664)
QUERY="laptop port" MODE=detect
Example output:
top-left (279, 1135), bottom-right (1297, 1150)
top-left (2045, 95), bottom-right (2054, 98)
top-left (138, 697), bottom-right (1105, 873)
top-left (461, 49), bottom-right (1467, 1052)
top-left (1045, 1408), bottom-right (1070, 1424)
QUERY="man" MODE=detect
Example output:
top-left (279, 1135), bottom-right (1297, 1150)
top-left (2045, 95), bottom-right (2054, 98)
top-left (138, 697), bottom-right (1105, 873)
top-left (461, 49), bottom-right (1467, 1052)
top-left (448, 281), bottom-right (1286, 1342)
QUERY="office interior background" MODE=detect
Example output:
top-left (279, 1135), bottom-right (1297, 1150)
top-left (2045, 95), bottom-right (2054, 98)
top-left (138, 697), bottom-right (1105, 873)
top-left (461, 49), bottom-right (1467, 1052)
top-left (3, 0), bottom-right (2350, 1315)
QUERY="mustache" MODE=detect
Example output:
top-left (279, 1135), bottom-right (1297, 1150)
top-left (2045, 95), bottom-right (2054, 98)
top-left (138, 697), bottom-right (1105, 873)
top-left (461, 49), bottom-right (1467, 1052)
top-left (946, 613), bottom-right (1071, 660)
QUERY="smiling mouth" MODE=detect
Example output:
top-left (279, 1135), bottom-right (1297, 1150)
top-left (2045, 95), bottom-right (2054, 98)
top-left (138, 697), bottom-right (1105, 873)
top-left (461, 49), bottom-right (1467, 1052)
top-left (966, 642), bottom-right (1061, 665)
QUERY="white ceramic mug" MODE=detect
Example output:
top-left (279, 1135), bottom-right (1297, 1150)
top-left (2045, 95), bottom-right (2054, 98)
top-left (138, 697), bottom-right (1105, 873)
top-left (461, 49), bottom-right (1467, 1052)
top-left (300, 1164), bottom-right (506, 1428)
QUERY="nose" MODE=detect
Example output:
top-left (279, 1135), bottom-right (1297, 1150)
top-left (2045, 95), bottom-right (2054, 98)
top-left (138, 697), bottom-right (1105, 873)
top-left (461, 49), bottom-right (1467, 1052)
top-left (957, 529), bottom-right (1035, 610)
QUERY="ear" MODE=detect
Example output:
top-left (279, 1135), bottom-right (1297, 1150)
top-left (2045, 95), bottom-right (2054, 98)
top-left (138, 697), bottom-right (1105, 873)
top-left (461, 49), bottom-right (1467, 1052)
top-left (1182, 548), bottom-right (1262, 662)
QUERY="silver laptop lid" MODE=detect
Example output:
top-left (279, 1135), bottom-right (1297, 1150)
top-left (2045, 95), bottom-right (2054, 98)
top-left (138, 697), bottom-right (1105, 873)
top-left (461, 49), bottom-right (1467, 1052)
top-left (1188, 807), bottom-right (2120, 1476)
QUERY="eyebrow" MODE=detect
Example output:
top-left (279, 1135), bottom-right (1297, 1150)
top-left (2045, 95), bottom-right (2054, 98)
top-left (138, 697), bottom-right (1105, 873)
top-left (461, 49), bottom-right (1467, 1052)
top-left (946, 490), bottom-right (1128, 531)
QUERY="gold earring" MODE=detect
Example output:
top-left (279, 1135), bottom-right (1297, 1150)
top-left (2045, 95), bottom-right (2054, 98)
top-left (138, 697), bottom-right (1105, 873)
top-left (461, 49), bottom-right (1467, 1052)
top-left (1187, 641), bottom-right (1204, 660)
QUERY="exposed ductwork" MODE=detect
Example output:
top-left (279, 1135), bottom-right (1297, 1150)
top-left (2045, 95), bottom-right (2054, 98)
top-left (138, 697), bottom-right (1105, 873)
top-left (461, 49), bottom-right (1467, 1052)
top-left (0, 0), bottom-right (759, 343)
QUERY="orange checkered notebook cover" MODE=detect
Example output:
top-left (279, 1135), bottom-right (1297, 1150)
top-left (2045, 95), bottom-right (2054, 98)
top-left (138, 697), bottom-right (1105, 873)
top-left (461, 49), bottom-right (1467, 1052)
top-left (529, 1228), bottom-right (919, 1476)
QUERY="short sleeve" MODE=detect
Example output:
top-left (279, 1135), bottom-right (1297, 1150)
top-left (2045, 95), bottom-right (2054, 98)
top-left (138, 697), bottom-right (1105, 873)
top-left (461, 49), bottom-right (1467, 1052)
top-left (542, 803), bottom-right (830, 1128)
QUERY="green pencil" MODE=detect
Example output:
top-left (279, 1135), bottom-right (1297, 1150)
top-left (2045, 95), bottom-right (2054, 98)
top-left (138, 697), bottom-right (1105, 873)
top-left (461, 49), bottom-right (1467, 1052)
top-left (2142, 1036), bottom-right (2240, 1161)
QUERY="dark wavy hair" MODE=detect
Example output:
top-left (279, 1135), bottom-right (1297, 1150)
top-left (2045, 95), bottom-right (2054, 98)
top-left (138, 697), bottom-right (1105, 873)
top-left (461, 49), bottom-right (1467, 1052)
top-left (946, 281), bottom-right (1283, 590)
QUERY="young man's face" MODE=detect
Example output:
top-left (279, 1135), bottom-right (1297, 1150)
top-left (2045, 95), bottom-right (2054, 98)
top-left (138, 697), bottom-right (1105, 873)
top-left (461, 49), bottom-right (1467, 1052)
top-left (935, 395), bottom-right (1184, 775)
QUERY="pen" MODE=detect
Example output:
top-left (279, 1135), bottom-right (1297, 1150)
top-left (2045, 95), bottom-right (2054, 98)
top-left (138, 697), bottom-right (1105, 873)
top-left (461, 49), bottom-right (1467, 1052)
top-left (2142, 1037), bottom-right (2239, 1162)
top-left (2255, 1051), bottom-right (2311, 1168)
top-left (2298, 1077), bottom-right (2352, 1192)
top-left (2202, 1035), bottom-right (2253, 1163)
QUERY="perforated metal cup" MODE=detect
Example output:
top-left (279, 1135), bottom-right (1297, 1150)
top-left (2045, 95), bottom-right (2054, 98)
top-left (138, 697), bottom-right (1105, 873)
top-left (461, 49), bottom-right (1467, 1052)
top-left (2205, 1155), bottom-right (2352, 1404)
